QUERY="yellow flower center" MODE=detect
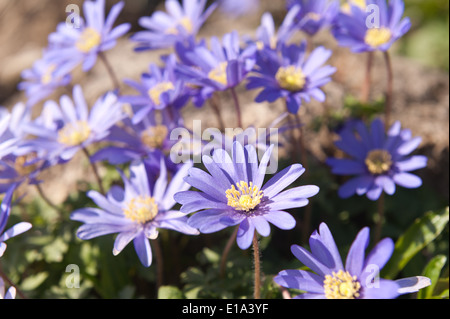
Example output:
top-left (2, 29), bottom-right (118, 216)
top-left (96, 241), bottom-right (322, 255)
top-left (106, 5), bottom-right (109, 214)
top-left (41, 65), bottom-right (57, 85)
top-left (365, 149), bottom-right (393, 175)
top-left (305, 12), bottom-right (321, 21)
top-left (208, 62), bottom-right (228, 86)
top-left (148, 82), bottom-right (175, 106)
top-left (123, 196), bottom-right (158, 224)
top-left (57, 120), bottom-right (91, 146)
top-left (275, 66), bottom-right (306, 91)
top-left (323, 270), bottom-right (361, 299)
top-left (14, 154), bottom-right (39, 177)
top-left (166, 17), bottom-right (194, 35)
top-left (365, 28), bottom-right (392, 48)
top-left (342, 0), bottom-right (366, 13)
top-left (140, 125), bottom-right (169, 149)
top-left (76, 27), bottom-right (101, 53)
top-left (226, 181), bottom-right (263, 212)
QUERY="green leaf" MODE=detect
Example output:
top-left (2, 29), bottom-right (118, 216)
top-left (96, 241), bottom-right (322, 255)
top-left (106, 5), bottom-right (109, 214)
top-left (382, 207), bottom-right (449, 279)
top-left (21, 272), bottom-right (49, 291)
top-left (158, 285), bottom-right (184, 299)
top-left (417, 255), bottom-right (447, 299)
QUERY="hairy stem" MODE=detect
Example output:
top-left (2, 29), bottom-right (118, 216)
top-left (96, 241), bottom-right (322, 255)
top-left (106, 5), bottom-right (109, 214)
top-left (99, 51), bottom-right (121, 91)
top-left (361, 51), bottom-right (374, 104)
top-left (152, 238), bottom-right (164, 293)
top-left (383, 51), bottom-right (393, 130)
top-left (210, 93), bottom-right (226, 132)
top-left (219, 227), bottom-right (239, 278)
top-left (230, 87), bottom-right (243, 129)
top-left (35, 183), bottom-right (60, 211)
top-left (0, 263), bottom-right (27, 299)
top-left (375, 192), bottom-right (386, 244)
top-left (252, 233), bottom-right (261, 299)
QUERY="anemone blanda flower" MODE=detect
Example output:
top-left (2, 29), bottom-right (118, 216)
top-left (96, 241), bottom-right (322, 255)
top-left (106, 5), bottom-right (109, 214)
top-left (18, 55), bottom-right (72, 107)
top-left (0, 185), bottom-right (32, 257)
top-left (91, 107), bottom-right (184, 175)
top-left (71, 160), bottom-right (198, 267)
top-left (132, 0), bottom-right (217, 51)
top-left (174, 141), bottom-right (319, 250)
top-left (246, 41), bottom-right (336, 114)
top-left (274, 223), bottom-right (431, 299)
top-left (46, 0), bottom-right (130, 72)
top-left (332, 0), bottom-right (411, 53)
top-left (0, 103), bottom-right (46, 193)
top-left (22, 85), bottom-right (125, 164)
top-left (175, 31), bottom-right (256, 106)
top-left (287, 0), bottom-right (340, 36)
top-left (120, 54), bottom-right (190, 124)
top-left (326, 118), bottom-right (427, 201)
top-left (0, 278), bottom-right (16, 299)
top-left (254, 5), bottom-right (301, 51)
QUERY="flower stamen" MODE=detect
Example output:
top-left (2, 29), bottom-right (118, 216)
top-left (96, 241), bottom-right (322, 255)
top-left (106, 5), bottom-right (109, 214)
top-left (123, 195), bottom-right (158, 224)
top-left (140, 125), bottom-right (169, 149)
top-left (76, 27), bottom-right (101, 53)
top-left (57, 120), bottom-right (91, 146)
top-left (275, 66), bottom-right (306, 91)
top-left (208, 62), bottom-right (228, 86)
top-left (148, 82), bottom-right (175, 106)
top-left (365, 27), bottom-right (392, 48)
top-left (365, 149), bottom-right (393, 175)
top-left (226, 181), bottom-right (263, 212)
top-left (323, 270), bottom-right (361, 299)
top-left (166, 17), bottom-right (194, 35)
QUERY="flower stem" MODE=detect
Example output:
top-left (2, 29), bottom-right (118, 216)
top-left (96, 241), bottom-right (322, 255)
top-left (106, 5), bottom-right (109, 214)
top-left (219, 227), bottom-right (238, 278)
top-left (252, 233), bottom-right (261, 299)
top-left (375, 192), bottom-right (385, 243)
top-left (294, 113), bottom-right (312, 244)
top-left (35, 183), bottom-right (60, 211)
top-left (99, 51), bottom-right (121, 92)
top-left (230, 87), bottom-right (243, 128)
top-left (383, 51), bottom-right (393, 130)
top-left (210, 93), bottom-right (226, 132)
top-left (0, 263), bottom-right (27, 299)
top-left (361, 51), bottom-right (374, 104)
top-left (152, 238), bottom-right (164, 293)
top-left (82, 147), bottom-right (105, 195)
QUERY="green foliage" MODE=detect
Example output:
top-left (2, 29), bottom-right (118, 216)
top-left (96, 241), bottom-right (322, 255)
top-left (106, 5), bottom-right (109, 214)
top-left (417, 255), bottom-right (448, 299)
top-left (382, 207), bottom-right (449, 280)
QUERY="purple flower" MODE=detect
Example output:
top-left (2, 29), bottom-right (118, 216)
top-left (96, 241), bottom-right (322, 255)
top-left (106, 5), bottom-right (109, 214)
top-left (218, 0), bottom-right (260, 17)
top-left (247, 42), bottom-right (336, 114)
top-left (23, 85), bottom-right (125, 164)
top-left (91, 107), bottom-right (184, 175)
top-left (0, 185), bottom-right (32, 257)
top-left (0, 103), bottom-right (45, 193)
top-left (274, 223), bottom-right (429, 299)
top-left (174, 141), bottom-right (319, 250)
top-left (18, 55), bottom-right (72, 107)
top-left (287, 0), bottom-right (340, 36)
top-left (332, 0), bottom-right (411, 52)
top-left (0, 278), bottom-right (16, 299)
top-left (254, 5), bottom-right (301, 51)
top-left (46, 0), bottom-right (130, 72)
top-left (71, 160), bottom-right (199, 267)
top-left (120, 54), bottom-right (190, 124)
top-left (326, 118), bottom-right (427, 201)
top-left (132, 0), bottom-right (217, 51)
top-left (175, 31), bottom-right (256, 106)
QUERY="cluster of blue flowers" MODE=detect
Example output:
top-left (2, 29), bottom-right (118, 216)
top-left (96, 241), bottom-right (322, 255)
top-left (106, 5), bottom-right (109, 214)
top-left (0, 0), bottom-right (434, 299)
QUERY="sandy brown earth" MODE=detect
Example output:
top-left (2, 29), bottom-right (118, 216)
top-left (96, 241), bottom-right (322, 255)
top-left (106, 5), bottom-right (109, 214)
top-left (1, 0), bottom-right (448, 202)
